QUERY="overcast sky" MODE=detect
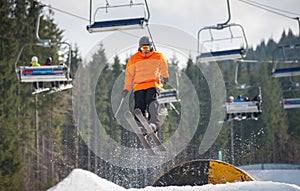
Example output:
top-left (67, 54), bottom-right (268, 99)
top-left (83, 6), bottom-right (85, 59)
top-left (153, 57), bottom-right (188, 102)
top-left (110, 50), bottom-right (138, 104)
top-left (40, 0), bottom-right (300, 60)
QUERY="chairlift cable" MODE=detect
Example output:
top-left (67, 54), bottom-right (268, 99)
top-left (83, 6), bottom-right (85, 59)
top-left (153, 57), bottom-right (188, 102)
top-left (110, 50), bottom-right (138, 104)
top-left (119, 29), bottom-right (198, 53)
top-left (41, 3), bottom-right (89, 22)
top-left (237, 0), bottom-right (299, 20)
top-left (238, 0), bottom-right (300, 17)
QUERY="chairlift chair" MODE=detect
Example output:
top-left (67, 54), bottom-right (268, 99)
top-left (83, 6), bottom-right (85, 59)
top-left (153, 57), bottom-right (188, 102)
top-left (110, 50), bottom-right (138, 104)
top-left (272, 44), bottom-right (300, 78)
top-left (280, 86), bottom-right (300, 109)
top-left (197, 24), bottom-right (248, 63)
top-left (225, 86), bottom-right (262, 121)
top-left (158, 88), bottom-right (180, 104)
top-left (157, 69), bottom-right (181, 116)
top-left (196, 0), bottom-right (248, 63)
top-left (281, 98), bottom-right (300, 109)
top-left (15, 42), bottom-right (72, 84)
top-left (87, 0), bottom-right (150, 33)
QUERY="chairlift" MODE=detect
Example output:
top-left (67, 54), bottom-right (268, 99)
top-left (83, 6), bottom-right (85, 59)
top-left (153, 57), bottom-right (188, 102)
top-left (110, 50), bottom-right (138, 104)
top-left (272, 44), bottom-right (300, 78)
top-left (87, 0), bottom-right (150, 33)
top-left (14, 13), bottom-right (72, 93)
top-left (280, 87), bottom-right (300, 109)
top-left (224, 86), bottom-right (262, 121)
top-left (157, 69), bottom-right (181, 116)
top-left (196, 0), bottom-right (248, 63)
top-left (281, 98), bottom-right (300, 109)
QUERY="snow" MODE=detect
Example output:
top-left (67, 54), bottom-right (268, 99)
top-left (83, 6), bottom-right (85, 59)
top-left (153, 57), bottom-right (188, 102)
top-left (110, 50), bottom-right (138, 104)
top-left (239, 163), bottom-right (300, 186)
top-left (248, 170), bottom-right (300, 186)
top-left (47, 169), bottom-right (125, 191)
top-left (48, 168), bottom-right (300, 191)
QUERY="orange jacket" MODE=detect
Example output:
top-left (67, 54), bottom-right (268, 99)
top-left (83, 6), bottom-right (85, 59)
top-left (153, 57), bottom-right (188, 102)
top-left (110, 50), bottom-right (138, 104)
top-left (124, 49), bottom-right (169, 92)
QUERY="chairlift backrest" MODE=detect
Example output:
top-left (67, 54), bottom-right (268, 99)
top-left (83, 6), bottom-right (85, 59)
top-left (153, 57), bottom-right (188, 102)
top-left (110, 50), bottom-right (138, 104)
top-left (87, 0), bottom-right (150, 33)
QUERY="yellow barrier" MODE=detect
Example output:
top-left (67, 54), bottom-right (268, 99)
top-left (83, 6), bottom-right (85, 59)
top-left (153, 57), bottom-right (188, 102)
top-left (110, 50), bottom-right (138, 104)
top-left (153, 159), bottom-right (256, 186)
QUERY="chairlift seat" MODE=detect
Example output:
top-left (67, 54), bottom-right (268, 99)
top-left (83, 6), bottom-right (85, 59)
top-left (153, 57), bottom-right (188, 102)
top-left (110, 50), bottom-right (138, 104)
top-left (197, 48), bottom-right (245, 62)
top-left (87, 17), bottom-right (146, 33)
top-left (18, 65), bottom-right (70, 82)
top-left (272, 67), bottom-right (300, 78)
top-left (226, 101), bottom-right (261, 114)
top-left (158, 89), bottom-right (180, 104)
top-left (281, 98), bottom-right (300, 109)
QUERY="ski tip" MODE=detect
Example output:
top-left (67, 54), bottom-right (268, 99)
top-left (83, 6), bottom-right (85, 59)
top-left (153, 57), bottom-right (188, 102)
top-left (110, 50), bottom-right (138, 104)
top-left (124, 110), bottom-right (132, 117)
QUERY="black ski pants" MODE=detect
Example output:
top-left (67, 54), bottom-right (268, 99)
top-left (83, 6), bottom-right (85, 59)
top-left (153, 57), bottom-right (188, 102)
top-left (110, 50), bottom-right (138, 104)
top-left (134, 87), bottom-right (160, 129)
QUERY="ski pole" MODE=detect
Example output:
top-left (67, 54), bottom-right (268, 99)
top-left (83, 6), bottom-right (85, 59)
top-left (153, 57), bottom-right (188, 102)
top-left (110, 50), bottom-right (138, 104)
top-left (114, 97), bottom-right (124, 120)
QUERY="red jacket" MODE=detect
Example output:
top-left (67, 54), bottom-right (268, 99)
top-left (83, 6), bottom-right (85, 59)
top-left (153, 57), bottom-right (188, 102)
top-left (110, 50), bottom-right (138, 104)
top-left (124, 49), bottom-right (169, 92)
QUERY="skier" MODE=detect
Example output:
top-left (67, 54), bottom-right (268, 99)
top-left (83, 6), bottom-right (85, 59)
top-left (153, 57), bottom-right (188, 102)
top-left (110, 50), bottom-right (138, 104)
top-left (30, 56), bottom-right (44, 93)
top-left (224, 96), bottom-right (235, 121)
top-left (43, 57), bottom-right (52, 66)
top-left (252, 94), bottom-right (262, 120)
top-left (122, 36), bottom-right (169, 135)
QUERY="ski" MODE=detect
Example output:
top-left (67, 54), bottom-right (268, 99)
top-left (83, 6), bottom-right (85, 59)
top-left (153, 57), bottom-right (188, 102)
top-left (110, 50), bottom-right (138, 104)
top-left (47, 84), bottom-right (73, 94)
top-left (32, 87), bottom-right (50, 95)
top-left (134, 109), bottom-right (167, 152)
top-left (124, 111), bottom-right (155, 156)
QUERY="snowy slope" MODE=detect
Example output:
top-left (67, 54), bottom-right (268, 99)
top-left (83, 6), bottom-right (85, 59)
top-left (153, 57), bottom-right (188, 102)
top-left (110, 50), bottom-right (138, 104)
top-left (47, 169), bottom-right (125, 191)
top-left (248, 170), bottom-right (300, 186)
top-left (47, 168), bottom-right (300, 191)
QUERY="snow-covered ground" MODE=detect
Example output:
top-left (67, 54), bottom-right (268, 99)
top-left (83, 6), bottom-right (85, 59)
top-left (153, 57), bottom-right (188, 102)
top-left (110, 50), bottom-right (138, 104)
top-left (240, 163), bottom-right (300, 186)
top-left (48, 168), bottom-right (300, 191)
top-left (248, 170), bottom-right (300, 186)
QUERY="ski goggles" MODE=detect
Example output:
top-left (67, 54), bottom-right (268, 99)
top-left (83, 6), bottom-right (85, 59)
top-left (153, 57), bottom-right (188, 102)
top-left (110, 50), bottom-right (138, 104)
top-left (140, 45), bottom-right (152, 51)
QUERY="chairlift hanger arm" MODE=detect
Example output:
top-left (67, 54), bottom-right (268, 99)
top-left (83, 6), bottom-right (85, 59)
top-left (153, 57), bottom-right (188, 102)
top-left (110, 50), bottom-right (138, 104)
top-left (293, 17), bottom-right (300, 36)
top-left (35, 11), bottom-right (52, 45)
top-left (217, 0), bottom-right (231, 28)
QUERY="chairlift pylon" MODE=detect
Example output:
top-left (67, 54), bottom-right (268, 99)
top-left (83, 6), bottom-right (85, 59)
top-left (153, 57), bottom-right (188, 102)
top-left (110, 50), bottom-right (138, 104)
top-left (196, 0), bottom-right (248, 63)
top-left (87, 0), bottom-right (150, 33)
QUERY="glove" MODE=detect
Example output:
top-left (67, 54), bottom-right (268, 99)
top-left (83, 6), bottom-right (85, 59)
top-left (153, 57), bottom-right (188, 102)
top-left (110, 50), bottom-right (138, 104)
top-left (163, 77), bottom-right (169, 84)
top-left (122, 90), bottom-right (129, 97)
